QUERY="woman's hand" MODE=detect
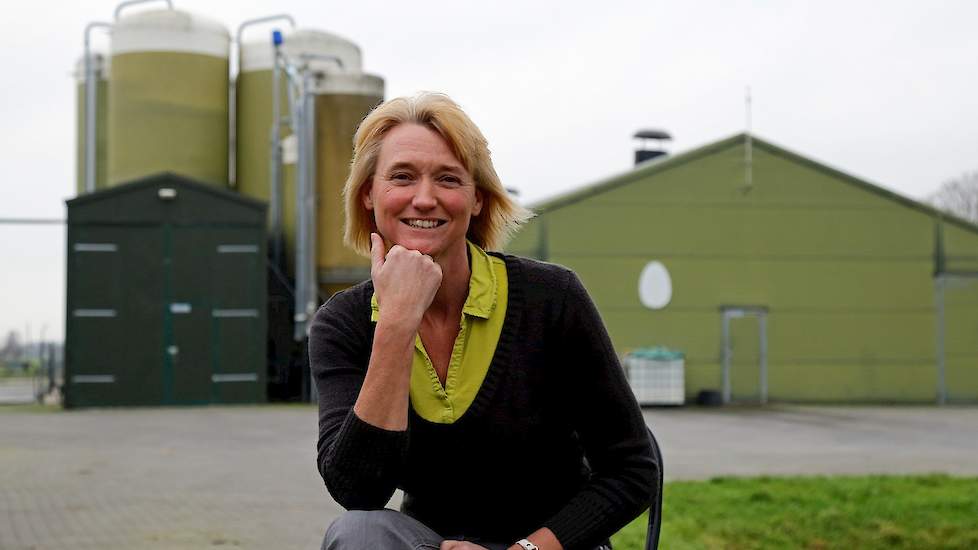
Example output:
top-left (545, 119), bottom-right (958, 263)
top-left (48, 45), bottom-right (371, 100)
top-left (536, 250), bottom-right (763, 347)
top-left (440, 541), bottom-right (489, 550)
top-left (370, 232), bottom-right (443, 325)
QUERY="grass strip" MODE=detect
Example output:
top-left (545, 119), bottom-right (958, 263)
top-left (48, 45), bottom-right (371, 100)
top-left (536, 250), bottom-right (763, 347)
top-left (611, 474), bottom-right (978, 550)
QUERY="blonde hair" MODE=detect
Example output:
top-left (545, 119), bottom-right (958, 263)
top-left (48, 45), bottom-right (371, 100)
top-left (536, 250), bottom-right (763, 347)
top-left (343, 92), bottom-right (532, 255)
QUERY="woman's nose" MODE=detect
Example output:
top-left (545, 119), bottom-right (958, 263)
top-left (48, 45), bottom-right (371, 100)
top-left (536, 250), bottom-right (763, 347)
top-left (412, 179), bottom-right (437, 209)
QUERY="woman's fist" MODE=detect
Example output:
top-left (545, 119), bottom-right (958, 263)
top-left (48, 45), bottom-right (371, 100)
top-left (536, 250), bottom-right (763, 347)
top-left (370, 232), bottom-right (443, 325)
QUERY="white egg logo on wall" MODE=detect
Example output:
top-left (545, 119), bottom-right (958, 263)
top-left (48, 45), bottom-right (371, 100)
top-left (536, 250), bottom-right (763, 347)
top-left (638, 261), bottom-right (672, 309)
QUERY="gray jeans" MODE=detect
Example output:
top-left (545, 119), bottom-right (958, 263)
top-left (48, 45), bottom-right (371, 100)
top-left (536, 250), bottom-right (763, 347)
top-left (322, 509), bottom-right (611, 550)
top-left (322, 509), bottom-right (509, 550)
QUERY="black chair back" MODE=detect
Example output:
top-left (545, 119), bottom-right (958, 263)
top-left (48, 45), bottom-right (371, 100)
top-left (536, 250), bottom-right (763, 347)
top-left (645, 427), bottom-right (664, 550)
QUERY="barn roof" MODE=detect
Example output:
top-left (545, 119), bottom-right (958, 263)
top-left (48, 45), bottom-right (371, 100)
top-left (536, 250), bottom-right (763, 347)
top-left (529, 133), bottom-right (978, 236)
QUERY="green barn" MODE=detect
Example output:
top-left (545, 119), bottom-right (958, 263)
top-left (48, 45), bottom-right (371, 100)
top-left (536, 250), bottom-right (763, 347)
top-left (64, 173), bottom-right (268, 407)
top-left (507, 134), bottom-right (978, 404)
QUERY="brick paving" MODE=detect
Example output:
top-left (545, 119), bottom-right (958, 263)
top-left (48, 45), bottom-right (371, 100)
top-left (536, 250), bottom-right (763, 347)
top-left (1, 404), bottom-right (976, 549)
top-left (0, 406), bottom-right (341, 550)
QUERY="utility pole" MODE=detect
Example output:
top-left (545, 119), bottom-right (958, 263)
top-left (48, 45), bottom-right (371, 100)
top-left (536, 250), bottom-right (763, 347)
top-left (745, 86), bottom-right (753, 191)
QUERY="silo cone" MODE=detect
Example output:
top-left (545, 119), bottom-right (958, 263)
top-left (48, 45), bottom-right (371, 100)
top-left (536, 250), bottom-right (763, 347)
top-left (75, 54), bottom-right (110, 195)
top-left (312, 74), bottom-right (384, 277)
top-left (236, 29), bottom-right (368, 275)
top-left (107, 9), bottom-right (230, 187)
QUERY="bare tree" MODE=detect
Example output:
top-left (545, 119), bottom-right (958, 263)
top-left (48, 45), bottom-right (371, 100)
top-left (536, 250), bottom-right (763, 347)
top-left (929, 170), bottom-right (978, 223)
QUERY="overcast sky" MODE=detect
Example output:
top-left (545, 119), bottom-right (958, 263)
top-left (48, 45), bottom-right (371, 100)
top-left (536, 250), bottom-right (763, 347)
top-left (2, 0), bottom-right (976, 342)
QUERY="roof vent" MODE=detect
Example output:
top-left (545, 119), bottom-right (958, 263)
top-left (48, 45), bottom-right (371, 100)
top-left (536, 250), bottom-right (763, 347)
top-left (633, 129), bottom-right (672, 166)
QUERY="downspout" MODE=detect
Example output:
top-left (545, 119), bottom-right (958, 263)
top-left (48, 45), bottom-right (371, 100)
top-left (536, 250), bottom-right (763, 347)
top-left (280, 52), bottom-right (342, 341)
top-left (303, 71), bottom-right (318, 327)
top-left (934, 217), bottom-right (947, 405)
top-left (270, 30), bottom-right (285, 268)
top-left (281, 61), bottom-right (306, 341)
top-left (296, 53), bottom-right (343, 321)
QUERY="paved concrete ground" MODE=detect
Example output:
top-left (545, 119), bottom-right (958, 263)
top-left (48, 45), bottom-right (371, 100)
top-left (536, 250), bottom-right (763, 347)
top-left (1, 404), bottom-right (976, 550)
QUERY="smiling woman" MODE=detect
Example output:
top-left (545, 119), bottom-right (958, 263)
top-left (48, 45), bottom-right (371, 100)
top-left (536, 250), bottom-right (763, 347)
top-left (362, 122), bottom-right (484, 262)
top-left (310, 93), bottom-right (658, 550)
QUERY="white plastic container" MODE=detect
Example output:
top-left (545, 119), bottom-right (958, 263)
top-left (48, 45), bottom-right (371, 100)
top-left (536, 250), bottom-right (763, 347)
top-left (625, 348), bottom-right (685, 405)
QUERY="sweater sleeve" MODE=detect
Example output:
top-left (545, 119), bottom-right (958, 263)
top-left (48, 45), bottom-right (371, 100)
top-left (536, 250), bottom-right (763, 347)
top-left (308, 290), bottom-right (408, 510)
top-left (543, 270), bottom-right (659, 550)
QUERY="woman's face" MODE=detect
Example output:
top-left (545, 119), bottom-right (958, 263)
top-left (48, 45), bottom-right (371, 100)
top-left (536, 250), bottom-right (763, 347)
top-left (363, 123), bottom-right (483, 261)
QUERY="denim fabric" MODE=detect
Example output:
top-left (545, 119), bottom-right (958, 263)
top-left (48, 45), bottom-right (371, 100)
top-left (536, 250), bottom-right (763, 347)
top-left (322, 509), bottom-right (610, 550)
top-left (323, 509), bottom-right (442, 550)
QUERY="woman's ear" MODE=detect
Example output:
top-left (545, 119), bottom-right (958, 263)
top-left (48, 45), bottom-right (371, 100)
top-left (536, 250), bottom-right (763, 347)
top-left (472, 187), bottom-right (484, 216)
top-left (361, 181), bottom-right (374, 210)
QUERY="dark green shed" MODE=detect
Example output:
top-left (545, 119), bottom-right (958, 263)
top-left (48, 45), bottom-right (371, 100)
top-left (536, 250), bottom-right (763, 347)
top-left (65, 173), bottom-right (268, 407)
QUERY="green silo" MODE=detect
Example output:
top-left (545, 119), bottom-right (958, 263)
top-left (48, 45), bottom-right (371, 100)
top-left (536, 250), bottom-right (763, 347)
top-left (107, 9), bottom-right (230, 187)
top-left (74, 53), bottom-right (110, 195)
top-left (236, 29), bottom-right (382, 279)
top-left (312, 72), bottom-right (384, 284)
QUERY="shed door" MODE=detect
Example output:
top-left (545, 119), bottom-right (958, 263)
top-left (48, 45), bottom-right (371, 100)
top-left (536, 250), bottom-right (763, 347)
top-left (166, 226), bottom-right (215, 405)
top-left (940, 276), bottom-right (978, 403)
top-left (721, 307), bottom-right (768, 404)
top-left (730, 316), bottom-right (761, 400)
top-left (164, 225), bottom-right (265, 405)
top-left (67, 226), bottom-right (165, 407)
top-left (210, 229), bottom-right (264, 404)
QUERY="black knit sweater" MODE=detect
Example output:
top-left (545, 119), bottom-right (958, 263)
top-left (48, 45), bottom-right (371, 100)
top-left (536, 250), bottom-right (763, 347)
top-left (310, 254), bottom-right (657, 550)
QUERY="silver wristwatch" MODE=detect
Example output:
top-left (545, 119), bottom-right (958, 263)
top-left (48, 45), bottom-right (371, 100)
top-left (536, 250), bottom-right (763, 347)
top-left (516, 539), bottom-right (539, 550)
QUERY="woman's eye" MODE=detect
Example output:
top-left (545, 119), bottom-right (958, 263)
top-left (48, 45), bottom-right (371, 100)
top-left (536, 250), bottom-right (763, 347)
top-left (390, 172), bottom-right (412, 182)
top-left (439, 175), bottom-right (461, 185)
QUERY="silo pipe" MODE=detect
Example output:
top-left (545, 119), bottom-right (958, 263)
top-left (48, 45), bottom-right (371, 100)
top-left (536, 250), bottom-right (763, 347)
top-left (294, 53), bottom-right (343, 333)
top-left (269, 30), bottom-right (286, 269)
top-left (113, 0), bottom-right (173, 20)
top-left (302, 70), bottom-right (318, 330)
top-left (279, 53), bottom-right (342, 340)
top-left (230, 15), bottom-right (295, 188)
top-left (281, 61), bottom-right (307, 340)
top-left (83, 21), bottom-right (112, 194)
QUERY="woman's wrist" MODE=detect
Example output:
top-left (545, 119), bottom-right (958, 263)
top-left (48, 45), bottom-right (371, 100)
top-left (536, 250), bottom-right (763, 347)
top-left (509, 528), bottom-right (562, 550)
top-left (374, 313), bottom-right (420, 342)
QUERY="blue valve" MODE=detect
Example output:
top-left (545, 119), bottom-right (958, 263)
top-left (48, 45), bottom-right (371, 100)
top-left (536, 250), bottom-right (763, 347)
top-left (272, 30), bottom-right (283, 46)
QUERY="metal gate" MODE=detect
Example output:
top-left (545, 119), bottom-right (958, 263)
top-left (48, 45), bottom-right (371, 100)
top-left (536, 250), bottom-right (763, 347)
top-left (721, 306), bottom-right (768, 404)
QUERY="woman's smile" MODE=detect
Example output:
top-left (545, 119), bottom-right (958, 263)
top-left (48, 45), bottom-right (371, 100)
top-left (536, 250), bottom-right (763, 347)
top-left (402, 218), bottom-right (447, 229)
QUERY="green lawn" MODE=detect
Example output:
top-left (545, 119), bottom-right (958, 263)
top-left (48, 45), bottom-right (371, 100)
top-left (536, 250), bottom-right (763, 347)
top-left (611, 474), bottom-right (978, 550)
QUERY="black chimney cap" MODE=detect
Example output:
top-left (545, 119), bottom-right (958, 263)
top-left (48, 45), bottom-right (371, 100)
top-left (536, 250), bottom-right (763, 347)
top-left (633, 129), bottom-right (672, 141)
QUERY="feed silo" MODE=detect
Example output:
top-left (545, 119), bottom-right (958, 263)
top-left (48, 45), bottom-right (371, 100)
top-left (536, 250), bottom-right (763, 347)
top-left (311, 71), bottom-right (384, 291)
top-left (107, 8), bottom-right (230, 186)
top-left (236, 29), bottom-right (382, 282)
top-left (75, 53), bottom-right (110, 195)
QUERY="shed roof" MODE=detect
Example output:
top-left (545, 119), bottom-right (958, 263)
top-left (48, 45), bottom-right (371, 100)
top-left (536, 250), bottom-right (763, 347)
top-left (529, 133), bottom-right (978, 236)
top-left (67, 172), bottom-right (266, 210)
top-left (66, 172), bottom-right (267, 225)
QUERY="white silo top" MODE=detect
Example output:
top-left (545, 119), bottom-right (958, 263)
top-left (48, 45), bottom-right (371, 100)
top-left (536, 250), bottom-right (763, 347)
top-left (240, 28), bottom-right (362, 73)
top-left (111, 9), bottom-right (230, 58)
top-left (310, 72), bottom-right (384, 97)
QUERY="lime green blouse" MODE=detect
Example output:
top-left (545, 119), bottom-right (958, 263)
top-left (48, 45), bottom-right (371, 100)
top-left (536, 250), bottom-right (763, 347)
top-left (370, 241), bottom-right (508, 424)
